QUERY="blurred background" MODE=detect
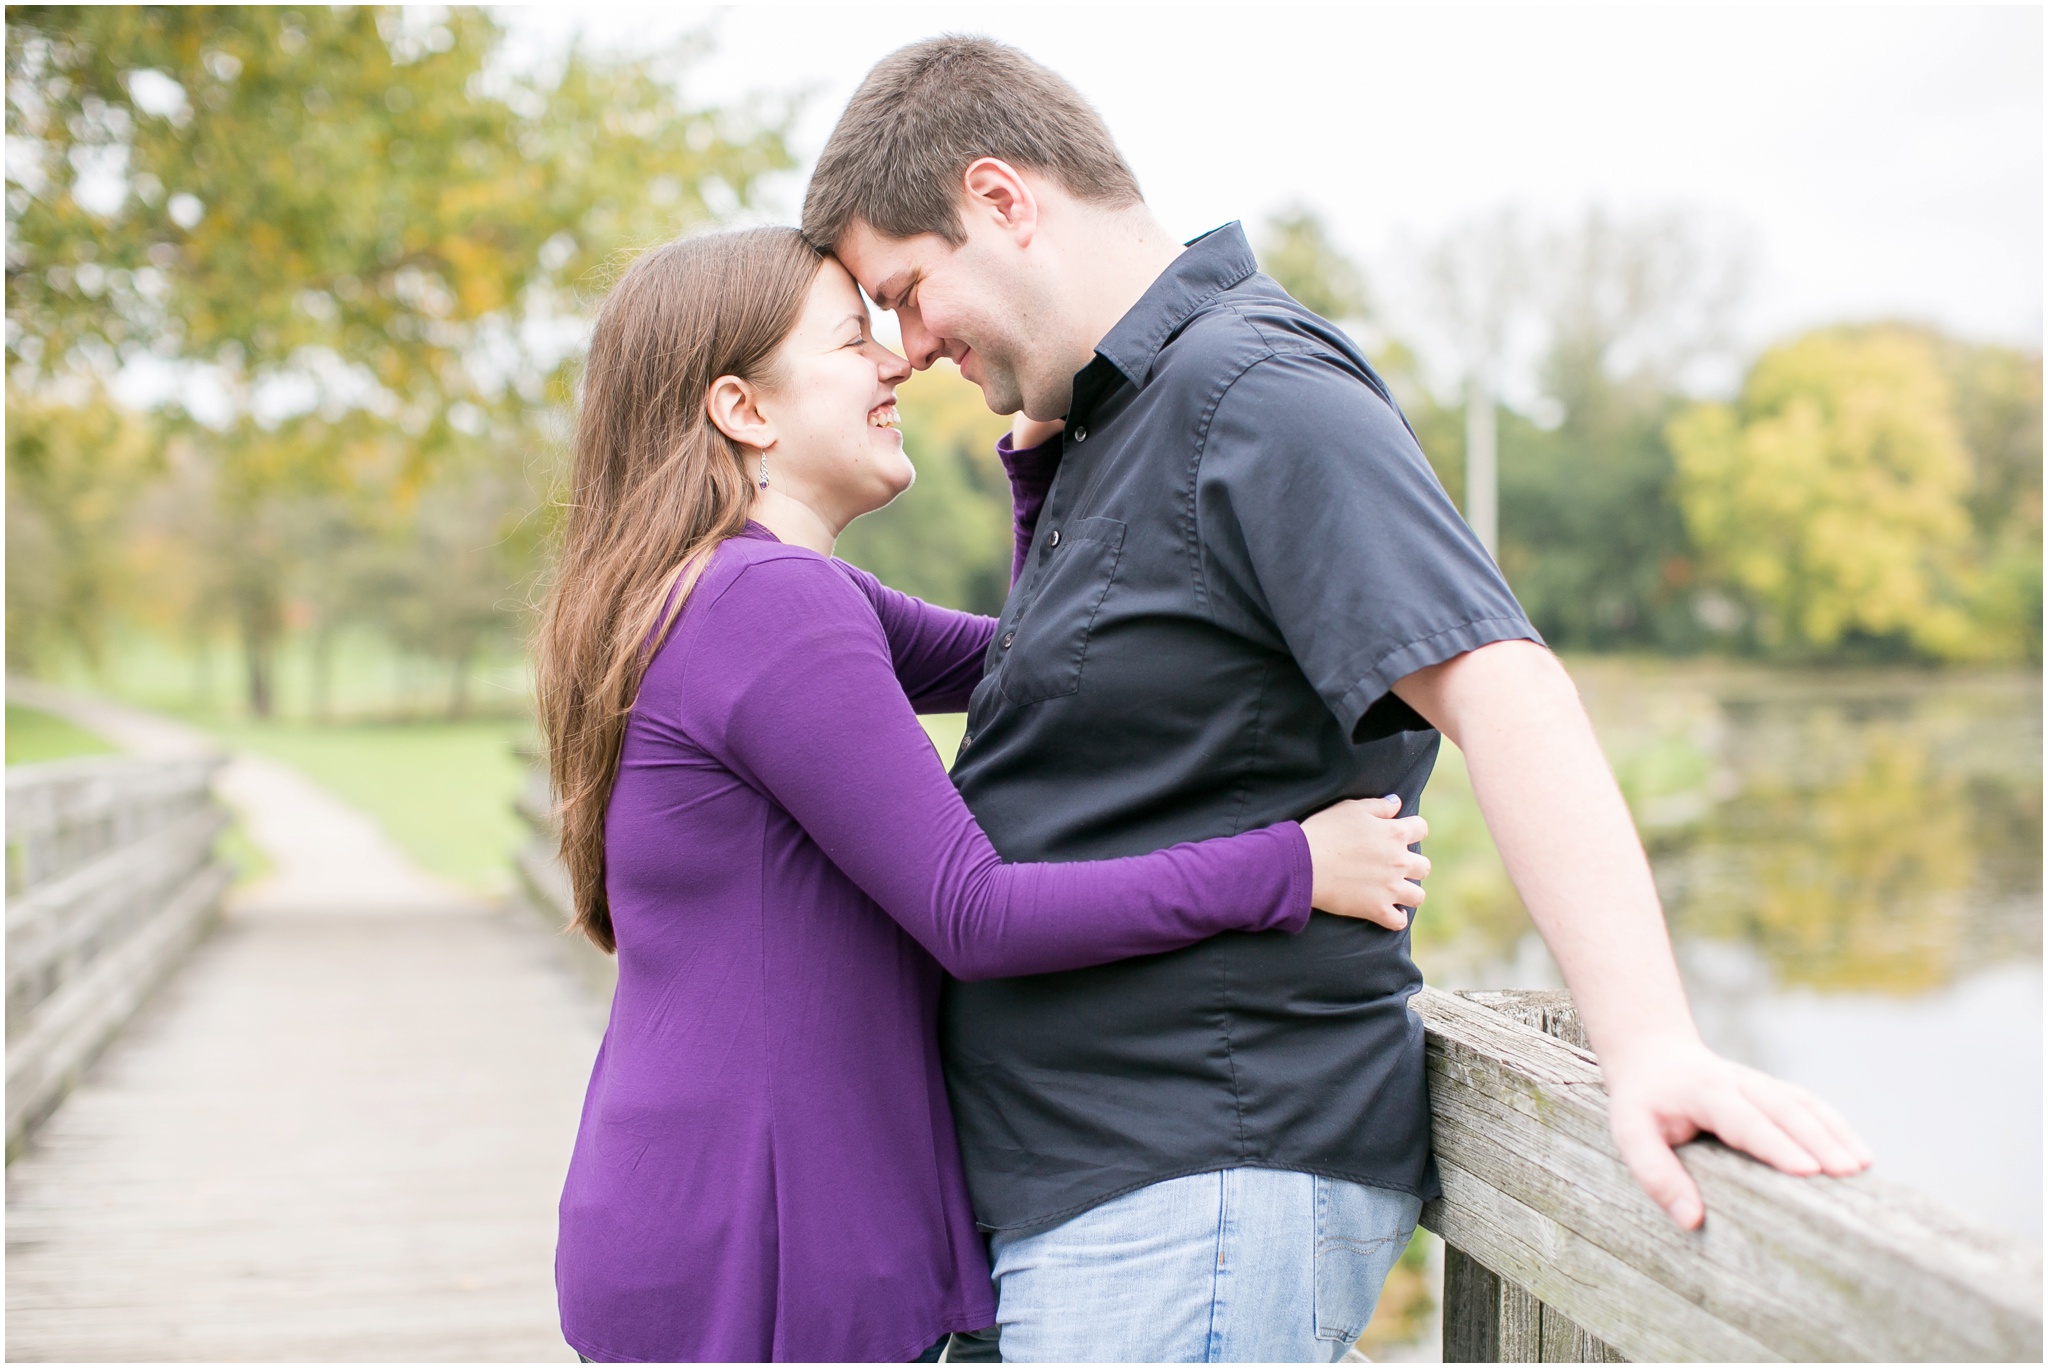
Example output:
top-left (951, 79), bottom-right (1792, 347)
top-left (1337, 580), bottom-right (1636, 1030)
top-left (6, 5), bottom-right (2040, 1359)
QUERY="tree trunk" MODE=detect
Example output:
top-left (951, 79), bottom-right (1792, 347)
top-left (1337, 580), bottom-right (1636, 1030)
top-left (1465, 368), bottom-right (1499, 560)
top-left (447, 648), bottom-right (473, 721)
top-left (236, 580), bottom-right (283, 719)
top-left (311, 622), bottom-right (335, 722)
top-left (243, 635), bottom-right (274, 718)
top-left (190, 627), bottom-right (215, 711)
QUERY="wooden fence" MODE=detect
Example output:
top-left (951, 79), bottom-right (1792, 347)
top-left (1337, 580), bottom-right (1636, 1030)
top-left (508, 773), bottom-right (2042, 1362)
top-left (1418, 987), bottom-right (2041, 1362)
top-left (511, 763), bottom-right (618, 1001)
top-left (7, 754), bottom-right (232, 1158)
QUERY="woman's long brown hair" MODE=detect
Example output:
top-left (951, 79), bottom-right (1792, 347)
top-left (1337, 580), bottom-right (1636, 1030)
top-left (537, 227), bottom-right (824, 952)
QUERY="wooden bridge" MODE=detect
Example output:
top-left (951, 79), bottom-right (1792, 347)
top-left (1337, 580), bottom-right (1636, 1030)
top-left (5, 692), bottom-right (600, 1361)
top-left (5, 688), bottom-right (2042, 1361)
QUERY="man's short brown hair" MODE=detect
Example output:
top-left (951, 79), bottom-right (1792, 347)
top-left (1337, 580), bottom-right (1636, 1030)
top-left (802, 36), bottom-right (1143, 253)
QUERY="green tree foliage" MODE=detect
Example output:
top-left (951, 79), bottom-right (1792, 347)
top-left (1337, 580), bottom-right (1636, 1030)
top-left (1931, 335), bottom-right (2043, 661)
top-left (5, 381), bottom-right (158, 671)
top-left (1257, 205), bottom-right (1370, 322)
top-left (5, 6), bottom-right (792, 710)
top-left (335, 456), bottom-right (539, 719)
top-left (836, 363), bottom-right (1013, 615)
top-left (1668, 326), bottom-right (2005, 660)
top-left (1482, 211), bottom-right (1744, 651)
top-left (1393, 344), bottom-right (1708, 654)
top-left (1494, 384), bottom-right (1704, 652)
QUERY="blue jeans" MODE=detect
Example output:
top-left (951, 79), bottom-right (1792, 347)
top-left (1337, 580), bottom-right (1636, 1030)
top-left (988, 1168), bottom-right (1420, 1362)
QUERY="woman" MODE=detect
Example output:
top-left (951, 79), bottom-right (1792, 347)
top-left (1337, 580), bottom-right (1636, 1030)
top-left (538, 227), bottom-right (1431, 1363)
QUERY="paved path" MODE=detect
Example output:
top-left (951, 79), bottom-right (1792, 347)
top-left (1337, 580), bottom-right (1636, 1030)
top-left (6, 686), bottom-right (601, 1361)
top-left (6, 679), bottom-right (473, 915)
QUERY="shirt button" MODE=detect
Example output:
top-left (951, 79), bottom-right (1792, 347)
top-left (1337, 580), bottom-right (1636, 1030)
top-left (1047, 529), bottom-right (1062, 548)
top-left (1001, 631), bottom-right (1016, 650)
top-left (1071, 424), bottom-right (1088, 443)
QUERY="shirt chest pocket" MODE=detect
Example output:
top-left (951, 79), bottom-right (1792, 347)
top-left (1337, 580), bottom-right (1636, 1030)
top-left (997, 517), bottom-right (1127, 707)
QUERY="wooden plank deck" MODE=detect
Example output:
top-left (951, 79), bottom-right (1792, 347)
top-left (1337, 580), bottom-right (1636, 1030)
top-left (6, 903), bottom-right (600, 1361)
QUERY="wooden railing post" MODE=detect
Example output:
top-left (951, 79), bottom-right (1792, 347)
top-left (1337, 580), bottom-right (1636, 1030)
top-left (1442, 1244), bottom-right (1503, 1360)
top-left (1435, 991), bottom-right (1621, 1363)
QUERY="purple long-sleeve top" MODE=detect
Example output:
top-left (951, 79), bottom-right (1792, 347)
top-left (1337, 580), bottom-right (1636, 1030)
top-left (556, 447), bottom-right (1311, 1362)
top-left (996, 431), bottom-right (1060, 586)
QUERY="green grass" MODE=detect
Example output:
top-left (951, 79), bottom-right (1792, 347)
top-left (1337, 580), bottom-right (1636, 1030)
top-left (204, 717), bottom-right (534, 895)
top-left (50, 624), bottom-right (533, 726)
top-left (6, 703), bottom-right (119, 766)
top-left (919, 712), bottom-right (967, 764)
top-left (215, 813), bottom-right (276, 886)
top-left (29, 629), bottom-right (538, 895)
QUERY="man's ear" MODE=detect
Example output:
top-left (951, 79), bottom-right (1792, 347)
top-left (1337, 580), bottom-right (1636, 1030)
top-left (706, 375), bottom-right (776, 451)
top-left (962, 157), bottom-right (1039, 248)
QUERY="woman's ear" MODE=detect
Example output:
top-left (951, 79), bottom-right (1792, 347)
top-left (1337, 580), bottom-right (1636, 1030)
top-left (706, 375), bottom-right (776, 451)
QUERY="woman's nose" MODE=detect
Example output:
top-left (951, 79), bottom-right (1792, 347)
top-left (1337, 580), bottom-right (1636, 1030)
top-left (873, 343), bottom-right (913, 381)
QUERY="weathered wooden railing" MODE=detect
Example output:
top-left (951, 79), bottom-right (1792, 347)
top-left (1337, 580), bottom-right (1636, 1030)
top-left (7, 754), bottom-right (232, 1157)
top-left (507, 766), bottom-right (2042, 1361)
top-left (1418, 987), bottom-right (2041, 1362)
top-left (510, 759), bottom-right (617, 1000)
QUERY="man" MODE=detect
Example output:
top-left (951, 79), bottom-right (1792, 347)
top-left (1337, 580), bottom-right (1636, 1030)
top-left (804, 37), bottom-right (1870, 1363)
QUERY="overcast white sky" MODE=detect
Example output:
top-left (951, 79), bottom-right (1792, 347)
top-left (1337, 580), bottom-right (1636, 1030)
top-left (505, 3), bottom-right (2043, 385)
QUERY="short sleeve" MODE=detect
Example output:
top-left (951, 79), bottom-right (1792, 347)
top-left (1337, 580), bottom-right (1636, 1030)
top-left (1196, 350), bottom-right (1541, 742)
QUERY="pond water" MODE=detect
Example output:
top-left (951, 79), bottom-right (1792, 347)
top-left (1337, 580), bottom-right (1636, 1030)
top-left (1414, 661), bottom-right (2043, 1242)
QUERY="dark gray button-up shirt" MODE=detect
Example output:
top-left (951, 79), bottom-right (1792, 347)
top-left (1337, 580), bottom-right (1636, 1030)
top-left (945, 222), bottom-right (1540, 1232)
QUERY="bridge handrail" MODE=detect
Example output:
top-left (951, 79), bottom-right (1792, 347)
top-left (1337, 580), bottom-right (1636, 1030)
top-left (505, 761), bottom-right (2041, 1361)
top-left (510, 765), bottom-right (617, 999)
top-left (7, 753), bottom-right (222, 895)
top-left (6, 754), bottom-right (232, 1157)
top-left (1419, 987), bottom-right (2041, 1362)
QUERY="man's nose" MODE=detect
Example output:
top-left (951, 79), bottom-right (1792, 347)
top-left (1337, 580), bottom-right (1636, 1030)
top-left (898, 313), bottom-right (941, 370)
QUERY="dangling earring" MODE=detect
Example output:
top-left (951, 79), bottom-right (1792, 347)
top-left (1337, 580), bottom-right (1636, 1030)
top-left (758, 452), bottom-right (769, 490)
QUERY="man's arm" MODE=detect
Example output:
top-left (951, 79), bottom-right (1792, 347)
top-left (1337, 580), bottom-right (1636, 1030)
top-left (1392, 639), bottom-right (1873, 1228)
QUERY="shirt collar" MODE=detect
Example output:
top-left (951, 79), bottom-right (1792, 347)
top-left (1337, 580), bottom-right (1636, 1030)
top-left (1090, 221), bottom-right (1258, 393)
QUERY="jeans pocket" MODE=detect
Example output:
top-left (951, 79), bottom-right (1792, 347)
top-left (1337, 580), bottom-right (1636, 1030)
top-left (1311, 1176), bottom-right (1421, 1344)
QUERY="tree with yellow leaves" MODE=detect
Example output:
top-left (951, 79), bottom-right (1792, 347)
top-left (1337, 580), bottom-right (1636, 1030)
top-left (1668, 326), bottom-right (1998, 660)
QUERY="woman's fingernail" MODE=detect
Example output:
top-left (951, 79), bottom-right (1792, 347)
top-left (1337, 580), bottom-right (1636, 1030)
top-left (1382, 794), bottom-right (1402, 806)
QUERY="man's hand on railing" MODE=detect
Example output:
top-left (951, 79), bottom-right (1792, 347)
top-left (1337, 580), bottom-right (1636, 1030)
top-left (1390, 639), bottom-right (1876, 1229)
top-left (1601, 1036), bottom-right (1875, 1229)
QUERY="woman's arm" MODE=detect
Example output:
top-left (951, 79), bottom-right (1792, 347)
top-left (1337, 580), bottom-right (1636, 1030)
top-left (687, 555), bottom-right (1334, 979)
top-left (997, 425), bottom-right (1063, 588)
top-left (833, 561), bottom-right (992, 713)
